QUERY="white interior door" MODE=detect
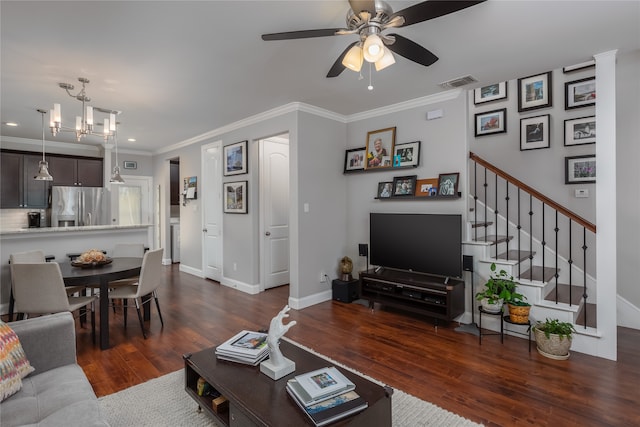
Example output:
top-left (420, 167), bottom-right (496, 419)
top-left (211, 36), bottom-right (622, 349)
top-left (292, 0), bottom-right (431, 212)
top-left (110, 176), bottom-right (152, 225)
top-left (260, 135), bottom-right (290, 289)
top-left (202, 141), bottom-right (222, 281)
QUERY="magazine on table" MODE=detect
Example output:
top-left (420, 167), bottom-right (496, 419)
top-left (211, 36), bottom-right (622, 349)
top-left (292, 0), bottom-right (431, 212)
top-left (286, 387), bottom-right (368, 426)
top-left (287, 366), bottom-right (355, 406)
top-left (215, 330), bottom-right (269, 364)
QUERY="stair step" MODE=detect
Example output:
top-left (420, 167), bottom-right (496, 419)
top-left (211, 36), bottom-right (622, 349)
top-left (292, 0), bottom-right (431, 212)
top-left (496, 250), bottom-right (535, 263)
top-left (473, 234), bottom-right (513, 245)
top-left (545, 283), bottom-right (584, 306)
top-left (470, 221), bottom-right (493, 228)
top-left (576, 303), bottom-right (597, 328)
top-left (518, 266), bottom-right (557, 283)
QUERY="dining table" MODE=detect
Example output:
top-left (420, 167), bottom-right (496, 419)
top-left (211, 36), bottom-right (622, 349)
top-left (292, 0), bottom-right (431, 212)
top-left (58, 257), bottom-right (142, 350)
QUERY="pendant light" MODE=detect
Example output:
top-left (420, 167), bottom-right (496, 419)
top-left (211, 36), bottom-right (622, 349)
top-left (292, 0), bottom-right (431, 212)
top-left (34, 109), bottom-right (53, 181)
top-left (110, 130), bottom-right (125, 184)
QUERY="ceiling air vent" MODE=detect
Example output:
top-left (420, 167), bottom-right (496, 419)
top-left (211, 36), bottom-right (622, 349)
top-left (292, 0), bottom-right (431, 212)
top-left (438, 75), bottom-right (478, 89)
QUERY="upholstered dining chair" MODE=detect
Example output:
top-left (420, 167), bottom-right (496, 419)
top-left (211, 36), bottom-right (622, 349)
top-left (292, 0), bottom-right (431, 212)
top-left (107, 248), bottom-right (164, 339)
top-left (10, 262), bottom-right (98, 342)
top-left (108, 243), bottom-right (145, 287)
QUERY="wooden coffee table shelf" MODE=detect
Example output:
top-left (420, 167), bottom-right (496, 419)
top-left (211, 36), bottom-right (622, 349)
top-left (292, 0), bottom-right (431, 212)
top-left (184, 340), bottom-right (392, 426)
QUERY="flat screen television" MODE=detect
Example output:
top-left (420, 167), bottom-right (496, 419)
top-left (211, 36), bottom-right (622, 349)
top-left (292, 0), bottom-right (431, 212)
top-left (369, 213), bottom-right (462, 278)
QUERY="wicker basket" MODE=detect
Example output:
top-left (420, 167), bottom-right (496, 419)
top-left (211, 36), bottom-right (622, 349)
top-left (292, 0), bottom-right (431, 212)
top-left (507, 304), bottom-right (531, 324)
top-left (534, 327), bottom-right (572, 359)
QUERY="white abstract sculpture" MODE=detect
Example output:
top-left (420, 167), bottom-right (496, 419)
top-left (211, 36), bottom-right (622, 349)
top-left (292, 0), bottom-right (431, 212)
top-left (260, 305), bottom-right (297, 380)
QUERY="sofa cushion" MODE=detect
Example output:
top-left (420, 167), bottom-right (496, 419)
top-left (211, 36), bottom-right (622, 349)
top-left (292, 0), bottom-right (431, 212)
top-left (1, 364), bottom-right (108, 427)
top-left (0, 338), bottom-right (22, 402)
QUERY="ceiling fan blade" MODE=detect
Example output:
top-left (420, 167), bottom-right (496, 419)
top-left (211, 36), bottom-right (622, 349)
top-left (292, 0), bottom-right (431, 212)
top-left (348, 0), bottom-right (377, 17)
top-left (391, 0), bottom-right (486, 27)
top-left (262, 28), bottom-right (345, 41)
top-left (385, 34), bottom-right (438, 67)
top-left (326, 41), bottom-right (358, 78)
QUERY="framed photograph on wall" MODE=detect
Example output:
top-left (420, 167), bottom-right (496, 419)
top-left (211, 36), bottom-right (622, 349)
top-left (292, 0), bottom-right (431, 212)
top-left (393, 141), bottom-right (420, 168)
top-left (344, 147), bottom-right (366, 173)
top-left (437, 173), bottom-right (459, 196)
top-left (475, 108), bottom-right (507, 137)
top-left (365, 127), bottom-right (396, 170)
top-left (392, 175), bottom-right (417, 197)
top-left (123, 160), bottom-right (137, 169)
top-left (565, 77), bottom-right (595, 110)
top-left (520, 114), bottom-right (550, 151)
top-left (517, 71), bottom-right (552, 112)
top-left (223, 181), bottom-right (247, 213)
top-left (565, 155), bottom-right (596, 184)
top-left (415, 178), bottom-right (438, 197)
top-left (224, 140), bottom-right (248, 176)
top-left (565, 116), bottom-right (595, 146)
top-left (474, 82), bottom-right (507, 105)
top-left (376, 182), bottom-right (393, 198)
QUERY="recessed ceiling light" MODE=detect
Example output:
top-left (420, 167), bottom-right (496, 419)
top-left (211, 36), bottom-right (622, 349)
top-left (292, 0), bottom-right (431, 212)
top-left (3, 122), bottom-right (19, 127)
top-left (127, 138), bottom-right (136, 142)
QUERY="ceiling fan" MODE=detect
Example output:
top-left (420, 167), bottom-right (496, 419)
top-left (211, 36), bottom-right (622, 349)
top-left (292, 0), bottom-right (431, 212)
top-left (262, 0), bottom-right (486, 77)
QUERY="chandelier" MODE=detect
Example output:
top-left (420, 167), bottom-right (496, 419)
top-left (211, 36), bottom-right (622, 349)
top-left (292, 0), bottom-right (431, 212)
top-left (50, 77), bottom-right (120, 142)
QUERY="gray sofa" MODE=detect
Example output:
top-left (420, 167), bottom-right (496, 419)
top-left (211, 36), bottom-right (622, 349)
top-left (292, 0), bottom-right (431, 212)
top-left (1, 312), bottom-right (109, 427)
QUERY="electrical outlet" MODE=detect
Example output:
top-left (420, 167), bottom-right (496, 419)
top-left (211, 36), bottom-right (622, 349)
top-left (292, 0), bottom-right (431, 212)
top-left (320, 271), bottom-right (327, 282)
top-left (233, 262), bottom-right (237, 271)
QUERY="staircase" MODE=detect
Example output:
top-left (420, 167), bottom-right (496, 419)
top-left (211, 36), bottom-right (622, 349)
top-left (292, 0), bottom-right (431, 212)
top-left (464, 152), bottom-right (602, 356)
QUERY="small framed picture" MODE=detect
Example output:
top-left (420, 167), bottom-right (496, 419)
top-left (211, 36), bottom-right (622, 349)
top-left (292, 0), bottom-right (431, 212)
top-left (475, 108), bottom-right (507, 137)
top-left (437, 173), bottom-right (459, 197)
top-left (415, 178), bottom-right (438, 197)
top-left (365, 127), bottom-right (395, 170)
top-left (565, 77), bottom-right (595, 110)
top-left (565, 155), bottom-right (596, 184)
top-left (344, 147), bottom-right (366, 173)
top-left (520, 114), bottom-right (550, 151)
top-left (376, 182), bottom-right (393, 198)
top-left (392, 175), bottom-right (417, 197)
top-left (123, 160), bottom-right (137, 169)
top-left (392, 141), bottom-right (420, 168)
top-left (565, 116), bottom-right (595, 146)
top-left (223, 181), bottom-right (247, 213)
top-left (224, 140), bottom-right (248, 176)
top-left (518, 71), bottom-right (552, 112)
top-left (474, 82), bottom-right (507, 105)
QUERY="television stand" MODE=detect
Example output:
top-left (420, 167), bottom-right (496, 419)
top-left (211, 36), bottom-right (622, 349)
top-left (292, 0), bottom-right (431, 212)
top-left (359, 269), bottom-right (465, 323)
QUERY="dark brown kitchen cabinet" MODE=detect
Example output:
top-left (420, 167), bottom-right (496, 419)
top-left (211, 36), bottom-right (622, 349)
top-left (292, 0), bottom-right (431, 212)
top-left (48, 156), bottom-right (103, 187)
top-left (0, 151), bottom-right (50, 208)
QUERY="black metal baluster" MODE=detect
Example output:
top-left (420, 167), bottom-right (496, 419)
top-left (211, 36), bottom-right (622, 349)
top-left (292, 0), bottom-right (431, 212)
top-left (568, 219), bottom-right (573, 306)
top-left (483, 168), bottom-right (488, 245)
top-left (517, 189), bottom-right (522, 279)
top-left (554, 210), bottom-right (560, 303)
top-left (494, 174), bottom-right (499, 259)
top-left (541, 203), bottom-right (546, 283)
top-left (505, 180), bottom-right (510, 261)
top-left (474, 161), bottom-right (478, 241)
top-left (582, 227), bottom-right (588, 328)
top-left (529, 194), bottom-right (534, 279)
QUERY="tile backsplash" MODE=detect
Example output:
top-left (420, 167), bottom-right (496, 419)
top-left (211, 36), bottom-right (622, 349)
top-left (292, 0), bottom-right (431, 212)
top-left (0, 209), bottom-right (45, 230)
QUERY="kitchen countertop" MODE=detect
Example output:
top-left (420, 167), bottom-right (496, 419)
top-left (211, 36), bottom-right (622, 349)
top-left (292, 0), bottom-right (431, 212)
top-left (0, 224), bottom-right (153, 236)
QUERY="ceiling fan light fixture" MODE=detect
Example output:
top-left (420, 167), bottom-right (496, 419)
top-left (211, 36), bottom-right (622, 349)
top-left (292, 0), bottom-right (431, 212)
top-left (363, 34), bottom-right (384, 63)
top-left (342, 44), bottom-right (364, 72)
top-left (374, 46), bottom-right (395, 71)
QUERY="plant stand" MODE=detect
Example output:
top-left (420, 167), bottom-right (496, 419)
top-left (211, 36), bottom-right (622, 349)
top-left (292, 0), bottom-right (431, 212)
top-left (478, 306), bottom-right (503, 345)
top-left (503, 315), bottom-right (531, 352)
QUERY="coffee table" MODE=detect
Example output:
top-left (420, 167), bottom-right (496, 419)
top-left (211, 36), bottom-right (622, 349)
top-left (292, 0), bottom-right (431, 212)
top-left (183, 340), bottom-right (392, 426)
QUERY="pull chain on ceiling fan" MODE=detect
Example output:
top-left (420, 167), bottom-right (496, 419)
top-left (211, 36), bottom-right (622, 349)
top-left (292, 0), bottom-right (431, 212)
top-left (262, 0), bottom-right (486, 78)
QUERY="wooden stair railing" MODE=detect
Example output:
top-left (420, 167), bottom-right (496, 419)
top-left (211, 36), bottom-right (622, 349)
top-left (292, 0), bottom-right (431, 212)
top-left (469, 152), bottom-right (597, 329)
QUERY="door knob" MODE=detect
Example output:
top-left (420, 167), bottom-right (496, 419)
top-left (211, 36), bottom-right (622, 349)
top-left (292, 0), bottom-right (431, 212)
top-left (265, 231), bottom-right (271, 236)
top-left (202, 228), bottom-right (207, 232)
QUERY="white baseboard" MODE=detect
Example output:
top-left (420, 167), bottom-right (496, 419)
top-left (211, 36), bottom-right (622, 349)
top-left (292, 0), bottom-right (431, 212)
top-left (288, 290), bottom-right (332, 310)
top-left (178, 263), bottom-right (203, 278)
top-left (617, 294), bottom-right (640, 330)
top-left (220, 277), bottom-right (260, 295)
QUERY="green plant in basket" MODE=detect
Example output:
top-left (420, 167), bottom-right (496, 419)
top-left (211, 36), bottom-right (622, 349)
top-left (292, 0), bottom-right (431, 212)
top-left (534, 318), bottom-right (576, 340)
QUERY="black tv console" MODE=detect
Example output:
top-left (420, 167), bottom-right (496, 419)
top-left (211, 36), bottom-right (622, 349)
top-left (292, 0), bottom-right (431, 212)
top-left (359, 268), bottom-right (465, 322)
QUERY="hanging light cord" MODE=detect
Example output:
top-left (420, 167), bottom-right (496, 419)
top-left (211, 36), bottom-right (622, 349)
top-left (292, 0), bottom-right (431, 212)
top-left (39, 109), bottom-right (47, 161)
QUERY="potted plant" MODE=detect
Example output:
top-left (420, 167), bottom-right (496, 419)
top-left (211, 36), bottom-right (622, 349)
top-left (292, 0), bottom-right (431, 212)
top-left (533, 318), bottom-right (576, 360)
top-left (502, 281), bottom-right (531, 324)
top-left (475, 263), bottom-right (517, 313)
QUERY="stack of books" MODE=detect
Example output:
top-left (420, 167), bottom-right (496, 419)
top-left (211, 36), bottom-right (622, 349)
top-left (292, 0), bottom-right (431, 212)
top-left (286, 366), bottom-right (368, 426)
top-left (215, 330), bottom-right (269, 365)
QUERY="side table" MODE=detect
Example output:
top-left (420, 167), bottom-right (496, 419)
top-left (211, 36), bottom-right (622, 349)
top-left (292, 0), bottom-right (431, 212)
top-left (503, 315), bottom-right (532, 352)
top-left (478, 306), bottom-right (503, 345)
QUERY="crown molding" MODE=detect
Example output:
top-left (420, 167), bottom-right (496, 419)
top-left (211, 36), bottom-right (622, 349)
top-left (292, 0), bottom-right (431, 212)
top-left (0, 135), bottom-right (151, 157)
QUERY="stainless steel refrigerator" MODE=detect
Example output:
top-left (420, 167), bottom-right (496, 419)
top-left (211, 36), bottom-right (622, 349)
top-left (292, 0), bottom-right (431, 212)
top-left (51, 186), bottom-right (108, 227)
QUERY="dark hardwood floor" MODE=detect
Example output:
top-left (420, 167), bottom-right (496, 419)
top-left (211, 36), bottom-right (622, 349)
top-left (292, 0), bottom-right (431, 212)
top-left (66, 264), bottom-right (639, 426)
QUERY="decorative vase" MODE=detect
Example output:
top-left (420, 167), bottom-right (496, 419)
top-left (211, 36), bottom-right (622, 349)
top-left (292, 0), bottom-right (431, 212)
top-left (507, 303), bottom-right (531, 324)
top-left (533, 327), bottom-right (572, 360)
top-left (480, 298), bottom-right (503, 313)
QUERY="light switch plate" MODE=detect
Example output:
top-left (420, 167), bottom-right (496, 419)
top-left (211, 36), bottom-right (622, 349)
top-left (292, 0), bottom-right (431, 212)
top-left (575, 189), bottom-right (589, 198)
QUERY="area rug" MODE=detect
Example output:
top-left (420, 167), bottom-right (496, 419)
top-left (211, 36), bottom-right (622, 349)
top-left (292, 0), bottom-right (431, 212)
top-left (99, 339), bottom-right (482, 427)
